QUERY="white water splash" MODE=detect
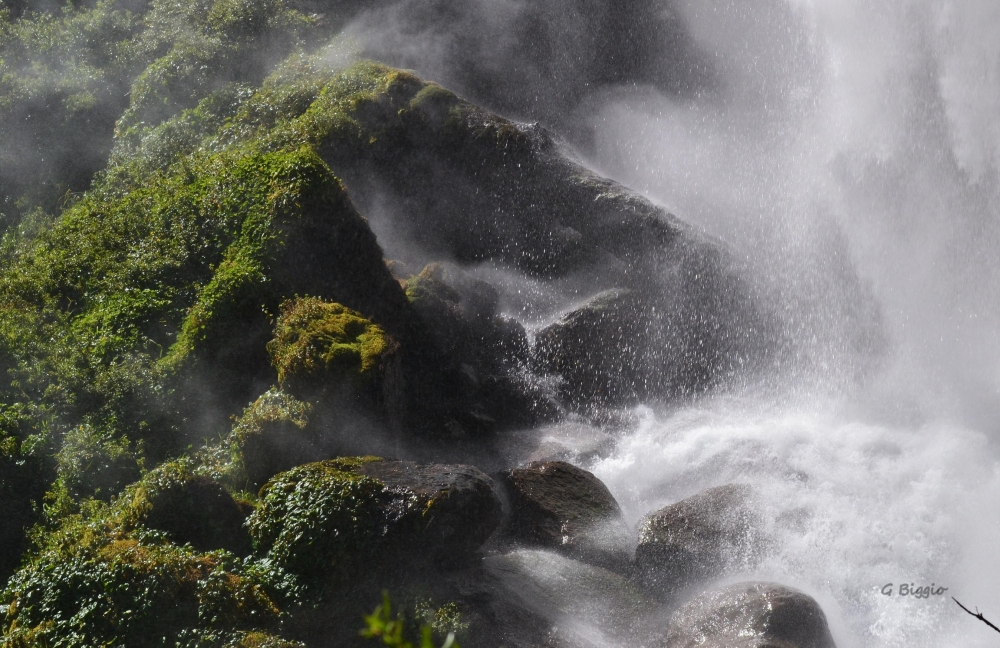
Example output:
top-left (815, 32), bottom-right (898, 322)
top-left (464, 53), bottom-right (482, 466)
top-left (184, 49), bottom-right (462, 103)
top-left (583, 3), bottom-right (1000, 646)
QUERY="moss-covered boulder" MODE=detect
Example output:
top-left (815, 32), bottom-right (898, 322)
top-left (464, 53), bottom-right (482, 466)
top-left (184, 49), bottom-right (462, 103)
top-left (125, 461), bottom-right (252, 556)
top-left (248, 458), bottom-right (502, 590)
top-left (209, 388), bottom-right (319, 491)
top-left (165, 146), bottom-right (413, 411)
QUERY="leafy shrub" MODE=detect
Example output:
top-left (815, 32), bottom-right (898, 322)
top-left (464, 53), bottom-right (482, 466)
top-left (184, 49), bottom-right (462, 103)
top-left (1, 513), bottom-right (287, 648)
top-left (54, 422), bottom-right (144, 501)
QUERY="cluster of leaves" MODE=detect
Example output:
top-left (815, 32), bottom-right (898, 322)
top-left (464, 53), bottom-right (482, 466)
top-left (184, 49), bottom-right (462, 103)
top-left (1, 487), bottom-right (302, 648)
top-left (361, 593), bottom-right (460, 648)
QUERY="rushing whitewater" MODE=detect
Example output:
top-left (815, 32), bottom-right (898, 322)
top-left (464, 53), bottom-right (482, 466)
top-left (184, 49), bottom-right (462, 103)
top-left (574, 1), bottom-right (1000, 647)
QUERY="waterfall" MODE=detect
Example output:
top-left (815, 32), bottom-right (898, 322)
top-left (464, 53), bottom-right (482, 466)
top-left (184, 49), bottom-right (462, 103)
top-left (584, 2), bottom-right (1000, 646)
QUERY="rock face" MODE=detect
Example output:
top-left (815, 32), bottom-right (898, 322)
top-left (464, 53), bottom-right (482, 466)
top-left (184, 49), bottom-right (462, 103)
top-left (401, 263), bottom-right (548, 437)
top-left (314, 67), bottom-right (774, 410)
top-left (662, 582), bottom-right (837, 648)
top-left (353, 459), bottom-right (504, 560)
top-left (248, 458), bottom-right (502, 588)
top-left (499, 461), bottom-right (630, 567)
top-left (636, 484), bottom-right (765, 595)
top-left (534, 289), bottom-right (650, 408)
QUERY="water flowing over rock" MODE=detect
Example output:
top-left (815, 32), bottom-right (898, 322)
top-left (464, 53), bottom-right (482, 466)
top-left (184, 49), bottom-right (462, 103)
top-left (498, 460), bottom-right (631, 568)
top-left (660, 582), bottom-right (837, 648)
top-left (476, 549), bottom-right (649, 648)
top-left (636, 484), bottom-right (766, 596)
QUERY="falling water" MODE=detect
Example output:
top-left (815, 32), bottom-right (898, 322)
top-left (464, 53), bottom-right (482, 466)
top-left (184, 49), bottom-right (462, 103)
top-left (581, 2), bottom-right (1000, 646)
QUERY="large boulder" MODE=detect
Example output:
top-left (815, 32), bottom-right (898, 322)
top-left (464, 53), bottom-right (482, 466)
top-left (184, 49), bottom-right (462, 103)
top-left (636, 484), bottom-right (766, 596)
top-left (661, 582), bottom-right (837, 648)
top-left (533, 289), bottom-right (651, 409)
top-left (498, 461), bottom-right (630, 568)
top-left (248, 458), bottom-right (502, 589)
top-left (352, 459), bottom-right (505, 560)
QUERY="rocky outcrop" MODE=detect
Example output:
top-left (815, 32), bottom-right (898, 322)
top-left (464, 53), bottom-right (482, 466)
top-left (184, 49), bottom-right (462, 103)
top-left (308, 68), bottom-right (773, 409)
top-left (661, 582), bottom-right (836, 648)
top-left (353, 459), bottom-right (505, 561)
top-left (498, 461), bottom-right (630, 568)
top-left (248, 457), bottom-right (502, 589)
top-left (636, 484), bottom-right (766, 595)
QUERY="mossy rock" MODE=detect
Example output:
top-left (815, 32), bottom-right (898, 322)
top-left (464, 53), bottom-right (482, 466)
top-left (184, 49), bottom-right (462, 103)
top-left (248, 458), bottom-right (502, 590)
top-left (161, 145), bottom-right (413, 413)
top-left (268, 296), bottom-right (399, 402)
top-left (125, 460), bottom-right (252, 556)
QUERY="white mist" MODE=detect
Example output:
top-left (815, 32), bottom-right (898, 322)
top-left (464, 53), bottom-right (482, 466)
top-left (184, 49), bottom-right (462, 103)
top-left (586, 2), bottom-right (1000, 646)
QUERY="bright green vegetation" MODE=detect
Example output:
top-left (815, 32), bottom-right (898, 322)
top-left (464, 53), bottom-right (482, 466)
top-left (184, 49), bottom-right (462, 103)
top-left (246, 458), bottom-right (393, 590)
top-left (269, 296), bottom-right (396, 395)
top-left (361, 593), bottom-right (463, 648)
top-left (1, 471), bottom-right (300, 647)
top-left (0, 0), bottom-right (545, 641)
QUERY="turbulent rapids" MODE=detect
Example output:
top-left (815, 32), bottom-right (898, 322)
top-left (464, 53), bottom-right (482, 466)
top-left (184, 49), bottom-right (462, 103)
top-left (0, 0), bottom-right (998, 647)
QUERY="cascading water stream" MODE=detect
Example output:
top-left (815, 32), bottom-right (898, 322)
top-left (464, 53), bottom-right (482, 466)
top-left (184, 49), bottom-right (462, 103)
top-left (579, 2), bottom-right (1000, 646)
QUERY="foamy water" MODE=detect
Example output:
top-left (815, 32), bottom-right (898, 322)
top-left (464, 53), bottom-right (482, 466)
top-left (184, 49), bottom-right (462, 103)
top-left (588, 400), bottom-right (1000, 647)
top-left (581, 4), bottom-right (1000, 644)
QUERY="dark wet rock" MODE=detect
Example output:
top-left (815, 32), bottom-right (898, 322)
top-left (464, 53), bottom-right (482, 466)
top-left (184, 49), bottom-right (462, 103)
top-left (661, 582), bottom-right (837, 648)
top-left (298, 64), bottom-right (775, 414)
top-left (533, 289), bottom-right (651, 408)
top-left (636, 484), bottom-right (765, 595)
top-left (248, 458), bottom-right (502, 589)
top-left (127, 462), bottom-right (251, 556)
top-left (470, 549), bottom-right (649, 648)
top-left (354, 459), bottom-right (504, 560)
top-left (499, 461), bottom-right (630, 568)
top-left (402, 263), bottom-right (553, 436)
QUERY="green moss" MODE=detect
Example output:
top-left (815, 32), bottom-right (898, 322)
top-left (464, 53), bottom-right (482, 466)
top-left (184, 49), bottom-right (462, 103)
top-left (200, 387), bottom-right (314, 491)
top-left (247, 458), bottom-right (397, 588)
top-left (268, 296), bottom-right (396, 393)
top-left (123, 459), bottom-right (252, 555)
top-left (228, 631), bottom-right (305, 648)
